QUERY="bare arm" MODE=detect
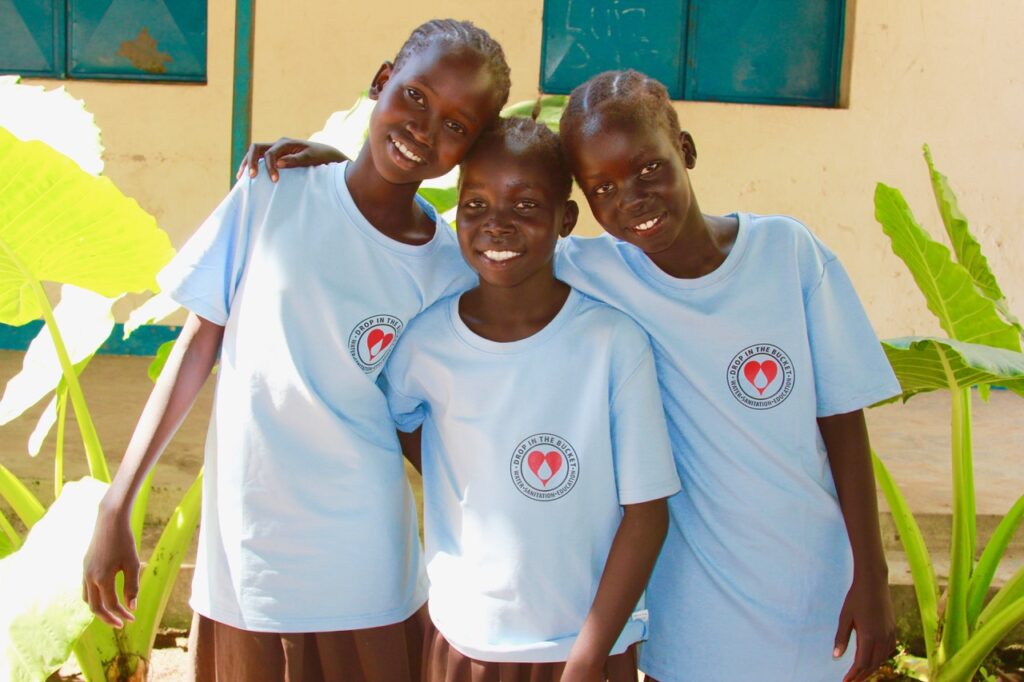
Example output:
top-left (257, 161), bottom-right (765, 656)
top-left (562, 498), bottom-right (669, 681)
top-left (82, 312), bottom-right (223, 627)
top-left (818, 409), bottom-right (896, 682)
top-left (236, 138), bottom-right (347, 182)
top-left (397, 427), bottom-right (423, 474)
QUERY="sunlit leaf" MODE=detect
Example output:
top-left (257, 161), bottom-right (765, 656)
top-left (310, 92), bottom-right (374, 161)
top-left (882, 336), bottom-right (1024, 401)
top-left (874, 184), bottom-right (1020, 351)
top-left (147, 340), bottom-right (175, 383)
top-left (0, 478), bottom-right (107, 681)
top-left (0, 76), bottom-right (103, 176)
top-left (923, 145), bottom-right (1018, 333)
top-left (123, 291), bottom-right (180, 339)
top-left (501, 95), bottom-right (568, 132)
top-left (0, 286), bottom-right (114, 426)
top-left (0, 128), bottom-right (174, 326)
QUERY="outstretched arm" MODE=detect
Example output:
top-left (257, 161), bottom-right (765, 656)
top-left (562, 498), bottom-right (669, 681)
top-left (819, 409), bottom-right (896, 682)
top-left (236, 138), bottom-right (347, 182)
top-left (82, 313), bottom-right (224, 627)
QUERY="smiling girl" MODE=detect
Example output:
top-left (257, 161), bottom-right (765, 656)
top-left (82, 20), bottom-right (510, 682)
top-left (381, 117), bottom-right (679, 682)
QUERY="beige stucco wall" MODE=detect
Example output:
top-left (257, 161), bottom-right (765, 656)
top-left (24, 0), bottom-right (1023, 338)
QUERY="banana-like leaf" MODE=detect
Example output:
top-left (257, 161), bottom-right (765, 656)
top-left (123, 291), bottom-right (180, 339)
top-left (0, 478), bottom-right (106, 681)
top-left (923, 145), bottom-right (1020, 332)
top-left (873, 451), bottom-right (939, 665)
top-left (0, 76), bottom-right (103, 176)
top-left (417, 187), bottom-right (459, 215)
top-left (125, 471), bottom-right (202, 658)
top-left (0, 463), bottom-right (44, 529)
top-left (501, 95), bottom-right (567, 132)
top-left (0, 509), bottom-right (20, 559)
top-left (977, 564), bottom-right (1024, 630)
top-left (147, 340), bottom-right (176, 383)
top-left (882, 337), bottom-right (1024, 401)
top-left (968, 494), bottom-right (1024, 628)
top-left (874, 183), bottom-right (1020, 351)
top-left (0, 285), bottom-right (115, 426)
top-left (941, 388), bottom-right (973, 658)
top-left (937, 596), bottom-right (1024, 682)
top-left (310, 93), bottom-right (374, 162)
top-left (0, 127), bottom-right (174, 326)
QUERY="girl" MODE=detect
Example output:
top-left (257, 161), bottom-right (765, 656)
top-left (381, 117), bottom-right (680, 681)
top-left (81, 20), bottom-right (510, 682)
top-left (554, 70), bottom-right (900, 682)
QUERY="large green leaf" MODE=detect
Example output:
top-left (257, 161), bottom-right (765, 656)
top-left (923, 145), bottom-right (1019, 331)
top-left (125, 471), bottom-right (202, 659)
top-left (0, 127), bottom-right (174, 326)
top-left (968, 494), bottom-right (1024, 628)
top-left (501, 95), bottom-right (568, 132)
top-left (0, 464), bottom-right (44, 529)
top-left (873, 451), bottom-right (939, 667)
top-left (874, 183), bottom-right (1020, 351)
top-left (882, 337), bottom-right (1024, 401)
top-left (0, 478), bottom-right (107, 681)
top-left (0, 76), bottom-right (103, 176)
top-left (310, 93), bottom-right (374, 161)
top-left (0, 509), bottom-right (19, 559)
top-left (0, 285), bottom-right (115, 427)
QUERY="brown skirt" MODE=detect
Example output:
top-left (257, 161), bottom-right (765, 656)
top-left (188, 606), bottom-right (428, 682)
top-left (422, 617), bottom-right (639, 682)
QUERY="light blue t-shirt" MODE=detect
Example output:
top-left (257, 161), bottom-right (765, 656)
top-left (381, 290), bottom-right (681, 663)
top-left (556, 214), bottom-right (901, 681)
top-left (158, 161), bottom-right (475, 632)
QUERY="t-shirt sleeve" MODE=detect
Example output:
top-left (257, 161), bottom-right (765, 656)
top-left (805, 257), bottom-right (902, 416)
top-left (609, 339), bottom-right (681, 505)
top-left (379, 345), bottom-right (428, 433)
top-left (156, 174), bottom-right (267, 325)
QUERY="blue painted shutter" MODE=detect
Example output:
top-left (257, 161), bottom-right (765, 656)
top-left (0, 0), bottom-right (64, 77)
top-left (541, 0), bottom-right (688, 98)
top-left (683, 0), bottom-right (845, 106)
top-left (67, 0), bottom-right (207, 81)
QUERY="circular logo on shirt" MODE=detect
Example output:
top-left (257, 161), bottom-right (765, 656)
top-left (348, 314), bottom-right (404, 373)
top-left (510, 433), bottom-right (580, 501)
top-left (727, 344), bottom-right (795, 410)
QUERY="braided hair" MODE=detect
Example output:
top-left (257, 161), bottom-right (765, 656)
top-left (393, 19), bottom-right (512, 110)
top-left (560, 69), bottom-right (682, 155)
top-left (461, 116), bottom-right (574, 201)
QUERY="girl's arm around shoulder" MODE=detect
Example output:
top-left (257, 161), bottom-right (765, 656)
top-left (818, 409), bottom-right (897, 682)
top-left (82, 313), bottom-right (223, 628)
top-left (562, 498), bottom-right (670, 681)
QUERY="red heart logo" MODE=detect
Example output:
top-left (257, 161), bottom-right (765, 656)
top-left (366, 328), bottom-right (395, 361)
top-left (743, 360), bottom-right (778, 395)
top-left (527, 450), bottom-right (563, 487)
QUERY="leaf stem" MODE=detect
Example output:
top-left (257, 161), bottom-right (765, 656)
top-left (28, 278), bottom-right (109, 482)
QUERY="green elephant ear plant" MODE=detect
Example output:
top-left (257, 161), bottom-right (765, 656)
top-left (872, 145), bottom-right (1024, 682)
top-left (0, 78), bottom-right (201, 682)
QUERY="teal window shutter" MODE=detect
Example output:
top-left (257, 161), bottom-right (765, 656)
top-left (0, 0), bottom-right (64, 77)
top-left (684, 0), bottom-right (846, 106)
top-left (541, 0), bottom-right (688, 98)
top-left (67, 0), bottom-right (207, 81)
top-left (540, 0), bottom-right (846, 107)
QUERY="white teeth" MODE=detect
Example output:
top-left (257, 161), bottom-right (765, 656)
top-left (631, 216), bottom-right (660, 232)
top-left (393, 138), bottom-right (423, 163)
top-left (483, 250), bottom-right (521, 262)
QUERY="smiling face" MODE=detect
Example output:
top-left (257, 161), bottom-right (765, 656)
top-left (366, 43), bottom-right (502, 185)
top-left (568, 110), bottom-right (698, 257)
top-left (456, 140), bottom-right (577, 289)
